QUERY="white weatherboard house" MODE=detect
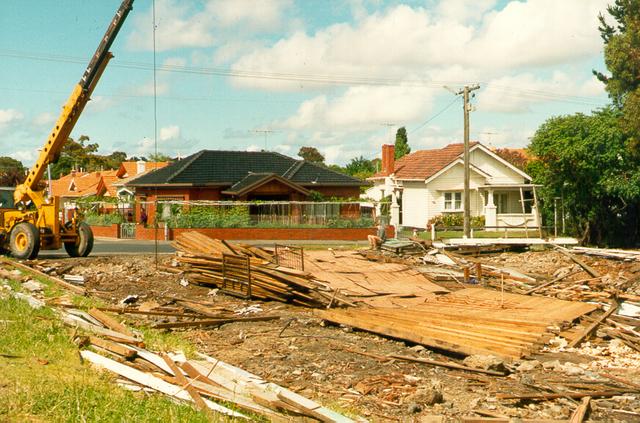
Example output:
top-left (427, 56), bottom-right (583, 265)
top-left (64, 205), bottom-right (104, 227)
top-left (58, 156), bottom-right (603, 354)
top-left (367, 143), bottom-right (541, 230)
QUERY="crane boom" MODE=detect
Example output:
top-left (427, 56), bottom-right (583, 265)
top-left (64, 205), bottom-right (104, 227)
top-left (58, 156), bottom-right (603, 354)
top-left (14, 0), bottom-right (134, 205)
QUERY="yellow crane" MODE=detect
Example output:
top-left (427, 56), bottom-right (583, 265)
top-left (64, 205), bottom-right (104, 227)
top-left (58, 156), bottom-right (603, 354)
top-left (0, 0), bottom-right (134, 259)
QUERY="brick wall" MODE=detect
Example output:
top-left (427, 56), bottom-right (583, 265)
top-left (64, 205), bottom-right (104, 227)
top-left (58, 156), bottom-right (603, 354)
top-left (89, 224), bottom-right (119, 238)
top-left (129, 225), bottom-right (395, 241)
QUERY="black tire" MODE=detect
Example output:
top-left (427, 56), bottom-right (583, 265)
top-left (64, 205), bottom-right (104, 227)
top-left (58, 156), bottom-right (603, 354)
top-left (64, 221), bottom-right (94, 257)
top-left (10, 222), bottom-right (40, 260)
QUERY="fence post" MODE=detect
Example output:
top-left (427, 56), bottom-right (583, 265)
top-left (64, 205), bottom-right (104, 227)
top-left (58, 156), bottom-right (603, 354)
top-left (431, 224), bottom-right (436, 240)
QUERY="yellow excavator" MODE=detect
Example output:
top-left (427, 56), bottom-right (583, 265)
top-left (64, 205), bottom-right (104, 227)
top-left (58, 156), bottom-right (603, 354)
top-left (0, 0), bottom-right (134, 259)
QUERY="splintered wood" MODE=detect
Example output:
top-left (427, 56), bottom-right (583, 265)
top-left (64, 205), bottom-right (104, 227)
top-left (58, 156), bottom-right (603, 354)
top-left (55, 300), bottom-right (355, 421)
top-left (317, 288), bottom-right (597, 359)
top-left (174, 232), bottom-right (344, 307)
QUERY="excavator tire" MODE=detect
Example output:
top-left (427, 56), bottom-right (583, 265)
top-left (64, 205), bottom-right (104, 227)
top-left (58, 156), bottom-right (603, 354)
top-left (10, 222), bottom-right (40, 260)
top-left (64, 222), bottom-right (94, 257)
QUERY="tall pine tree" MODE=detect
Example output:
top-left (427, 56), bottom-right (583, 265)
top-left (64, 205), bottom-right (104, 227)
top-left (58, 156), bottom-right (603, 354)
top-left (394, 127), bottom-right (410, 159)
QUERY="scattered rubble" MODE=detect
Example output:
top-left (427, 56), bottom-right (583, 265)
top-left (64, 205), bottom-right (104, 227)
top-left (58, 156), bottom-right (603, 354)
top-left (2, 241), bottom-right (640, 421)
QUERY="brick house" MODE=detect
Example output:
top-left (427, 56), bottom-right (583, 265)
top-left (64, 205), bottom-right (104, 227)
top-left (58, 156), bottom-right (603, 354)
top-left (125, 150), bottom-right (365, 223)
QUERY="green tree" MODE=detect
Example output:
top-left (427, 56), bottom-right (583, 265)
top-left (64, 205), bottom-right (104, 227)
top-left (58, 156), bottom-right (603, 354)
top-left (345, 156), bottom-right (376, 179)
top-left (50, 135), bottom-right (127, 178)
top-left (394, 127), bottom-right (410, 159)
top-left (147, 152), bottom-right (172, 162)
top-left (594, 0), bottom-right (640, 155)
top-left (298, 146), bottom-right (325, 163)
top-left (0, 156), bottom-right (26, 186)
top-left (527, 107), bottom-right (640, 246)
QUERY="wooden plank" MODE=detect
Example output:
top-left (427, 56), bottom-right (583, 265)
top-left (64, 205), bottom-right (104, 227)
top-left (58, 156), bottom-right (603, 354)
top-left (80, 350), bottom-right (246, 418)
top-left (315, 309), bottom-right (528, 358)
top-left (162, 353), bottom-right (209, 413)
top-left (569, 300), bottom-right (619, 348)
top-left (192, 353), bottom-right (355, 423)
top-left (153, 315), bottom-right (280, 329)
top-left (0, 258), bottom-right (85, 295)
top-left (89, 336), bottom-right (137, 359)
top-left (555, 246), bottom-right (601, 278)
top-left (496, 391), bottom-right (621, 400)
top-left (388, 354), bottom-right (507, 376)
top-left (569, 396), bottom-right (590, 423)
top-left (599, 372), bottom-right (640, 391)
top-left (88, 308), bottom-right (134, 337)
top-left (61, 313), bottom-right (143, 346)
top-left (524, 269), bottom-right (583, 295)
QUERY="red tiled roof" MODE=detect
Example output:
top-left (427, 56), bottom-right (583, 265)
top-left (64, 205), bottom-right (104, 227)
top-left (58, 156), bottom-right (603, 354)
top-left (372, 142), bottom-right (479, 180)
top-left (116, 161), bottom-right (169, 178)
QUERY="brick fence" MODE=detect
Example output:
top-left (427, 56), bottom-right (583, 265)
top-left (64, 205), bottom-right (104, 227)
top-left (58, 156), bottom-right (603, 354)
top-left (90, 224), bottom-right (394, 242)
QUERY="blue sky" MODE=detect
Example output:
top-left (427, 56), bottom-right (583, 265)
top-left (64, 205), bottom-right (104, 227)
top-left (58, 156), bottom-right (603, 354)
top-left (0, 0), bottom-right (611, 167)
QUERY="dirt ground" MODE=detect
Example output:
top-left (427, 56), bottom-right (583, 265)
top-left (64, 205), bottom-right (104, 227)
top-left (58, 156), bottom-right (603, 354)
top-left (30, 249), bottom-right (640, 422)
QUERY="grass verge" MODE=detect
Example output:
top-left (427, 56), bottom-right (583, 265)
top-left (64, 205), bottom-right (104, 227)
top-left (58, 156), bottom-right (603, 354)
top-left (0, 271), bottom-right (220, 422)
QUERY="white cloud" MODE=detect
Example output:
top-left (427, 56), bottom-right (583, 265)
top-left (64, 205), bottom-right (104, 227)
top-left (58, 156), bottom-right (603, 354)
top-left (212, 0), bottom-right (292, 30)
top-left (33, 112), bottom-right (56, 126)
top-left (127, 0), bottom-right (292, 52)
top-left (246, 144), bottom-right (261, 152)
top-left (476, 125), bottom-right (535, 149)
top-left (436, 0), bottom-right (497, 24)
top-left (159, 125), bottom-right (181, 141)
top-left (231, 0), bottom-right (608, 91)
top-left (273, 144), bottom-right (292, 154)
top-left (0, 109), bottom-right (23, 130)
top-left (127, 0), bottom-right (215, 51)
top-left (469, 0), bottom-right (608, 69)
top-left (477, 72), bottom-right (606, 113)
top-left (13, 149), bottom-right (37, 164)
top-left (85, 96), bottom-right (116, 113)
top-left (281, 84), bottom-right (436, 131)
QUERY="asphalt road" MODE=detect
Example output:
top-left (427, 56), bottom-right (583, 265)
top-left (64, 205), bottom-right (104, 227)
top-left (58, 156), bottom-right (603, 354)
top-left (36, 237), bottom-right (365, 259)
top-left (38, 238), bottom-right (176, 258)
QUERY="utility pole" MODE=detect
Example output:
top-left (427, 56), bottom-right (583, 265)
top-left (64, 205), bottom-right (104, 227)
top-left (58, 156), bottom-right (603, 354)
top-left (457, 84), bottom-right (480, 238)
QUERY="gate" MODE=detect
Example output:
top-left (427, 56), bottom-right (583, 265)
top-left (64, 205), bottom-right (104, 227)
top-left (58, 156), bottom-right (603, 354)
top-left (119, 223), bottom-right (136, 239)
top-left (274, 244), bottom-right (305, 271)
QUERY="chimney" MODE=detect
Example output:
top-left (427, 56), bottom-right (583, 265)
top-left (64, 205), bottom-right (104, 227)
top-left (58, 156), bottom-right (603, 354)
top-left (136, 161), bottom-right (146, 175)
top-left (381, 144), bottom-right (395, 176)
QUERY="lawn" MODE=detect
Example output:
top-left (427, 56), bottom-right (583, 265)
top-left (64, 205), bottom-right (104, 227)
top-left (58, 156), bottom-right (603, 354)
top-left (0, 275), bottom-right (215, 422)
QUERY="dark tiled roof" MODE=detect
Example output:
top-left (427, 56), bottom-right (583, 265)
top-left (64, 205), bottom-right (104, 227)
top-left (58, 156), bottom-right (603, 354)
top-left (226, 173), bottom-right (276, 193)
top-left (289, 162), bottom-right (362, 186)
top-left (222, 173), bottom-right (311, 196)
top-left (126, 150), bottom-right (364, 187)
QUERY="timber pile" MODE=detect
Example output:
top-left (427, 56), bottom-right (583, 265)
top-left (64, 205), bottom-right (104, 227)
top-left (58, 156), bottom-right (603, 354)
top-left (317, 288), bottom-right (597, 359)
top-left (174, 232), bottom-right (346, 307)
top-left (572, 246), bottom-right (640, 261)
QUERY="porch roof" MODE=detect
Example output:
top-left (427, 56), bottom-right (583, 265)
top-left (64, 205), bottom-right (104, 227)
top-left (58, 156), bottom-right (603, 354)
top-left (478, 184), bottom-right (542, 189)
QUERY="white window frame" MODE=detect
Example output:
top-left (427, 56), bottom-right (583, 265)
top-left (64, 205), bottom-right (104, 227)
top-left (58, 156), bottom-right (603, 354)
top-left (443, 192), bottom-right (462, 211)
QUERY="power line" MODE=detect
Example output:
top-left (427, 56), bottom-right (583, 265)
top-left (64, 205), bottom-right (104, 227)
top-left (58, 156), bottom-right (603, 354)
top-left (0, 48), bottom-right (608, 107)
top-left (409, 96), bottom-right (461, 134)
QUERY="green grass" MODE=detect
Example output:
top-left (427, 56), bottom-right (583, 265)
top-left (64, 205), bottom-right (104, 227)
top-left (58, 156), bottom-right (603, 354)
top-left (0, 295), bottom-right (215, 423)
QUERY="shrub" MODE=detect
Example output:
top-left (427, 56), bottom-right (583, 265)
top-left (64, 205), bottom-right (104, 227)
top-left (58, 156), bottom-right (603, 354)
top-left (83, 212), bottom-right (124, 226)
top-left (428, 213), bottom-right (485, 228)
top-left (166, 205), bottom-right (250, 228)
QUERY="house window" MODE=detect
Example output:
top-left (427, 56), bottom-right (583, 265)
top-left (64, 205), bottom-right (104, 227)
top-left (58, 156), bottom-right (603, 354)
top-left (444, 192), bottom-right (462, 211)
top-left (495, 193), bottom-right (509, 214)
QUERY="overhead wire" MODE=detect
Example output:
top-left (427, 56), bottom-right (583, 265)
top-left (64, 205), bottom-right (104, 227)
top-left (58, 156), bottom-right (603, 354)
top-left (409, 96), bottom-right (462, 135)
top-left (0, 48), bottom-right (608, 107)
